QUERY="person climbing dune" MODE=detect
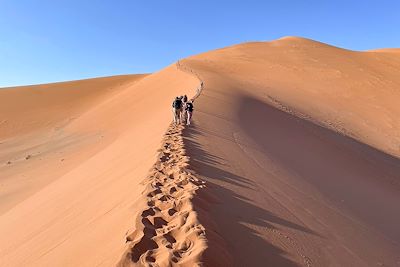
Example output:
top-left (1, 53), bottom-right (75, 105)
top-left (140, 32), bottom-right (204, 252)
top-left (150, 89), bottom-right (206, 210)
top-left (181, 95), bottom-right (188, 122)
top-left (185, 100), bottom-right (194, 126)
top-left (172, 96), bottom-right (182, 124)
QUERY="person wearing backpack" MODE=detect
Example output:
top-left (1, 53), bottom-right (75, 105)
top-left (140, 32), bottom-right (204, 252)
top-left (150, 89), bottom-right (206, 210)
top-left (185, 100), bottom-right (194, 125)
top-left (172, 96), bottom-right (182, 124)
top-left (181, 95), bottom-right (188, 122)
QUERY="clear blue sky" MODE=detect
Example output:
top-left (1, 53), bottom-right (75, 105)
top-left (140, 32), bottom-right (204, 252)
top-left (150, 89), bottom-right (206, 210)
top-left (1, 0), bottom-right (399, 87)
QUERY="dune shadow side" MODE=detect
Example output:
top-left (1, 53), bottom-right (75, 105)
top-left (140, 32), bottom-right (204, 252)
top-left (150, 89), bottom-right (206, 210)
top-left (236, 95), bottom-right (400, 243)
top-left (183, 93), bottom-right (400, 266)
top-left (183, 125), bottom-right (307, 267)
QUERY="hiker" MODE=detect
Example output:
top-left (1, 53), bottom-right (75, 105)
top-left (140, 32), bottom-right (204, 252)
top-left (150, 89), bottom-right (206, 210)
top-left (181, 95), bottom-right (188, 122)
top-left (172, 96), bottom-right (182, 124)
top-left (185, 100), bottom-right (194, 125)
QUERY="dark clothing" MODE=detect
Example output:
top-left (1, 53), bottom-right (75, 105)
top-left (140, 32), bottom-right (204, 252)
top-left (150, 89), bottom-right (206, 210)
top-left (172, 99), bottom-right (182, 109)
top-left (185, 102), bottom-right (194, 112)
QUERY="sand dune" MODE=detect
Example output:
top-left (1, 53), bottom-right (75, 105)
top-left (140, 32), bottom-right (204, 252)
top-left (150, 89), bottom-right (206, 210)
top-left (0, 74), bottom-right (147, 214)
top-left (1, 37), bottom-right (400, 266)
top-left (118, 124), bottom-right (206, 266)
top-left (179, 37), bottom-right (400, 266)
top-left (0, 67), bottom-right (200, 266)
top-left (369, 48), bottom-right (400, 54)
top-left (0, 75), bottom-right (147, 139)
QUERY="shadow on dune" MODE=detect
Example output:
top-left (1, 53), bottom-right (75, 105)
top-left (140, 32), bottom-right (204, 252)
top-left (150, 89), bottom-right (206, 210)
top-left (237, 95), bottom-right (400, 241)
top-left (182, 94), bottom-right (400, 266)
top-left (183, 125), bottom-right (315, 267)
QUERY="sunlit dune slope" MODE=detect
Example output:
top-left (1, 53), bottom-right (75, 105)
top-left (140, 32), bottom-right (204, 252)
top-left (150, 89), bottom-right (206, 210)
top-left (0, 74), bottom-right (147, 139)
top-left (0, 74), bottom-right (147, 214)
top-left (369, 48), bottom-right (400, 54)
top-left (0, 67), bottom-right (199, 266)
top-left (180, 36), bottom-right (400, 266)
top-left (184, 36), bottom-right (400, 159)
top-left (1, 36), bottom-right (400, 267)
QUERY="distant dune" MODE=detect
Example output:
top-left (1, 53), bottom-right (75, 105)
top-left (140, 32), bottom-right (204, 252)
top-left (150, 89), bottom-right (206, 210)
top-left (368, 48), bottom-right (400, 53)
top-left (1, 37), bottom-right (400, 266)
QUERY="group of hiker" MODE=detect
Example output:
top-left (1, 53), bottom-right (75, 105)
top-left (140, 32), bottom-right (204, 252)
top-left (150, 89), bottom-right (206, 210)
top-left (172, 95), bottom-right (194, 125)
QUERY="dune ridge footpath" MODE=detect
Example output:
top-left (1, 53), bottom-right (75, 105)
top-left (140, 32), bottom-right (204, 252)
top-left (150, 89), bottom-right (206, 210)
top-left (174, 37), bottom-right (400, 266)
top-left (1, 37), bottom-right (400, 267)
top-left (118, 62), bottom-right (208, 266)
top-left (0, 65), bottom-right (201, 267)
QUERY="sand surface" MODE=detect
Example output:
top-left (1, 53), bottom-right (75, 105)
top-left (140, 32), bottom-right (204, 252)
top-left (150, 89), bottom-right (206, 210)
top-left (0, 74), bottom-right (147, 214)
top-left (118, 124), bottom-right (206, 266)
top-left (179, 37), bottom-right (400, 266)
top-left (0, 67), bottom-right (200, 266)
top-left (1, 37), bottom-right (400, 266)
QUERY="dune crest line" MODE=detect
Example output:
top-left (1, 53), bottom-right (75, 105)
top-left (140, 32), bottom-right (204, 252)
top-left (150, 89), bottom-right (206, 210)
top-left (118, 64), bottom-right (206, 266)
top-left (118, 125), bottom-right (207, 266)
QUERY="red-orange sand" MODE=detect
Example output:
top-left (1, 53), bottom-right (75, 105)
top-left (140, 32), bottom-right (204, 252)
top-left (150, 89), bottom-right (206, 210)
top-left (1, 37), bottom-right (400, 266)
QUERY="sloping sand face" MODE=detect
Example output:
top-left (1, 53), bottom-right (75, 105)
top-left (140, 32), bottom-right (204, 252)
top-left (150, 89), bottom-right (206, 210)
top-left (0, 67), bottom-right (199, 266)
top-left (118, 124), bottom-right (207, 267)
top-left (1, 37), bottom-right (400, 267)
top-left (180, 37), bottom-right (400, 266)
top-left (0, 74), bottom-right (147, 214)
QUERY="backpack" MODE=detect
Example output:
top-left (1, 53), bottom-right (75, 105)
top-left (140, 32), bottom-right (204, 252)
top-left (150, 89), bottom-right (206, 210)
top-left (172, 99), bottom-right (182, 109)
top-left (185, 102), bottom-right (193, 112)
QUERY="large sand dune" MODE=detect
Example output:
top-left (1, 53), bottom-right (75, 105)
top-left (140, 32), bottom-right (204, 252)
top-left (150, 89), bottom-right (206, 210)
top-left (1, 37), bottom-right (400, 266)
top-left (0, 68), bottom-right (200, 266)
top-left (180, 37), bottom-right (400, 266)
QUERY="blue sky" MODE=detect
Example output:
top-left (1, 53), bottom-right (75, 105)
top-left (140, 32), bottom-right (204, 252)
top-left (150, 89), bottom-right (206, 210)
top-left (1, 0), bottom-right (399, 87)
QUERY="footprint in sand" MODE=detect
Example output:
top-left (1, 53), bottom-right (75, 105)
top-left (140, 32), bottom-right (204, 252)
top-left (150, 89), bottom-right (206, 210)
top-left (118, 124), bottom-right (206, 267)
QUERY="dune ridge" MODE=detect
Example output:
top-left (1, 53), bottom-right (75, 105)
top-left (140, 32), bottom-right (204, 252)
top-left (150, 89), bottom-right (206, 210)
top-left (118, 62), bottom-right (208, 266)
top-left (118, 124), bottom-right (207, 266)
top-left (1, 37), bottom-right (400, 267)
top-left (177, 37), bottom-right (400, 266)
top-left (0, 65), bottom-right (200, 266)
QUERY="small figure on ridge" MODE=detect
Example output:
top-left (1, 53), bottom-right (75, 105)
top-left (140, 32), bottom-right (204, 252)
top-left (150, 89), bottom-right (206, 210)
top-left (172, 96), bottom-right (182, 124)
top-left (181, 95), bottom-right (188, 122)
top-left (185, 100), bottom-right (194, 126)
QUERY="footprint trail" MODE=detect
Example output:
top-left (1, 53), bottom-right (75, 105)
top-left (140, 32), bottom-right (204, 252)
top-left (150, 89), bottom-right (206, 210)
top-left (118, 124), bottom-right (206, 267)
